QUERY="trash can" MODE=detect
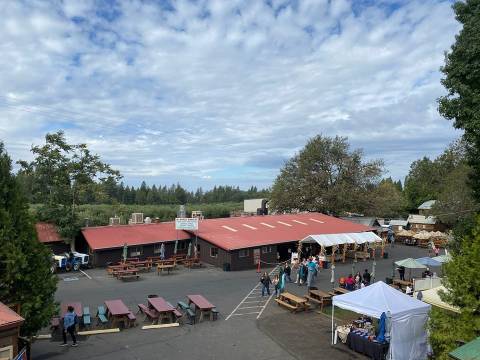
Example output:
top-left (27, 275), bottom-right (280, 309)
top-left (383, 252), bottom-right (389, 259)
top-left (385, 277), bottom-right (393, 284)
top-left (223, 263), bottom-right (231, 272)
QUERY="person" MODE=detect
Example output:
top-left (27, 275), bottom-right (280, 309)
top-left (284, 263), bottom-right (292, 282)
top-left (434, 246), bottom-right (440, 257)
top-left (422, 268), bottom-right (432, 278)
top-left (298, 260), bottom-right (304, 286)
top-left (61, 306), bottom-right (78, 347)
top-left (363, 269), bottom-right (371, 285)
top-left (360, 281), bottom-right (366, 289)
top-left (339, 277), bottom-right (346, 288)
top-left (398, 266), bottom-right (406, 281)
top-left (405, 285), bottom-right (413, 296)
top-left (262, 272), bottom-right (272, 295)
top-left (306, 257), bottom-right (316, 289)
top-left (345, 274), bottom-right (355, 291)
top-left (272, 275), bottom-right (280, 297)
top-left (354, 272), bottom-right (362, 289)
top-left (417, 290), bottom-right (423, 301)
top-left (260, 272), bottom-right (271, 296)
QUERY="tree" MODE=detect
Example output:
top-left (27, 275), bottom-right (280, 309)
top-left (0, 142), bottom-right (57, 336)
top-left (270, 135), bottom-right (383, 215)
top-left (18, 131), bottom-right (121, 247)
top-left (369, 178), bottom-right (407, 218)
top-left (403, 157), bottom-right (441, 211)
top-left (428, 216), bottom-right (480, 359)
top-left (439, 0), bottom-right (480, 202)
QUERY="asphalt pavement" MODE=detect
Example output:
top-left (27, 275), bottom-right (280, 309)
top-left (32, 244), bottom-right (433, 360)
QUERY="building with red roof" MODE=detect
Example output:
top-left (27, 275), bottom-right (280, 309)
top-left (81, 222), bottom-right (191, 266)
top-left (35, 223), bottom-right (70, 254)
top-left (0, 302), bottom-right (24, 359)
top-left (190, 212), bottom-right (373, 270)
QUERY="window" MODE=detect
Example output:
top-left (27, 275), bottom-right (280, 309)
top-left (262, 246), bottom-right (272, 254)
top-left (210, 247), bottom-right (218, 258)
top-left (130, 246), bottom-right (143, 257)
top-left (178, 240), bottom-right (188, 251)
top-left (239, 249), bottom-right (249, 258)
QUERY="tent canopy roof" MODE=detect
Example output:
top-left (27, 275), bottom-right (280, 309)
top-left (416, 286), bottom-right (459, 313)
top-left (332, 281), bottom-right (431, 320)
top-left (301, 232), bottom-right (382, 247)
top-left (395, 258), bottom-right (427, 269)
top-left (416, 257), bottom-right (442, 267)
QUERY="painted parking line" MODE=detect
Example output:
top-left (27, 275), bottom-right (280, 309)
top-left (80, 270), bottom-right (92, 279)
top-left (225, 266), bottom-right (279, 320)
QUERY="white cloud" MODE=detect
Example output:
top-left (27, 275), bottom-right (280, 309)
top-left (0, 0), bottom-right (462, 189)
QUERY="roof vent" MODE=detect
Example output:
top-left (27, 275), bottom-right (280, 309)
top-left (109, 217), bottom-right (121, 226)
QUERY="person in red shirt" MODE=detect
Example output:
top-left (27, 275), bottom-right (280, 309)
top-left (345, 274), bottom-right (355, 290)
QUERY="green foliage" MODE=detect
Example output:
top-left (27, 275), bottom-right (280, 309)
top-left (438, 0), bottom-right (480, 202)
top-left (369, 178), bottom-right (407, 218)
top-left (0, 143), bottom-right (57, 337)
top-left (270, 135), bottom-right (384, 215)
top-left (31, 203), bottom-right (243, 226)
top-left (428, 216), bottom-right (480, 359)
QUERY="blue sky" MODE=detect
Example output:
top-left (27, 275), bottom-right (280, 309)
top-left (0, 0), bottom-right (461, 189)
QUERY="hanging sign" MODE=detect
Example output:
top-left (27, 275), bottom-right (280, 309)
top-left (175, 218), bottom-right (199, 230)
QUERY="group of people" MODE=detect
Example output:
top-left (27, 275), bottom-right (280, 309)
top-left (339, 269), bottom-right (372, 290)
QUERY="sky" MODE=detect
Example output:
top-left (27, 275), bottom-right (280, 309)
top-left (0, 0), bottom-right (462, 190)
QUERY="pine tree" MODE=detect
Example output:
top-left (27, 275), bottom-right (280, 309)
top-left (0, 143), bottom-right (57, 336)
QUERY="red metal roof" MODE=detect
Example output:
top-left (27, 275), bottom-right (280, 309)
top-left (0, 302), bottom-right (24, 330)
top-left (82, 223), bottom-right (191, 251)
top-left (35, 222), bottom-right (62, 243)
top-left (192, 212), bottom-right (374, 251)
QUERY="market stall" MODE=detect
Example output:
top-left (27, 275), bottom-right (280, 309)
top-left (300, 232), bottom-right (383, 264)
top-left (332, 281), bottom-right (431, 360)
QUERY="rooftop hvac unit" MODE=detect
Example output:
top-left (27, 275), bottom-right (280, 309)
top-left (144, 217), bottom-right (152, 224)
top-left (131, 213), bottom-right (144, 224)
top-left (109, 217), bottom-right (121, 226)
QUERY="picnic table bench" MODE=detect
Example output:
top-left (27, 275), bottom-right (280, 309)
top-left (184, 258), bottom-right (202, 268)
top-left (107, 264), bottom-right (129, 275)
top-left (187, 295), bottom-right (215, 322)
top-left (148, 297), bottom-right (176, 323)
top-left (113, 268), bottom-right (138, 279)
top-left (157, 263), bottom-right (175, 275)
top-left (305, 289), bottom-right (332, 311)
top-left (275, 292), bottom-right (309, 312)
top-left (138, 303), bottom-right (160, 323)
top-left (171, 254), bottom-right (187, 264)
top-left (105, 299), bottom-right (131, 328)
top-left (329, 287), bottom-right (350, 296)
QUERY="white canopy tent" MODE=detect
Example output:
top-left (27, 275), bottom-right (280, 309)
top-left (301, 232), bottom-right (382, 246)
top-left (332, 281), bottom-right (431, 360)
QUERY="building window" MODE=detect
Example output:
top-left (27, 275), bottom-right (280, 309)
top-left (130, 246), bottom-right (143, 257)
top-left (262, 246), bottom-right (272, 254)
top-left (239, 249), bottom-right (249, 258)
top-left (210, 247), bottom-right (218, 258)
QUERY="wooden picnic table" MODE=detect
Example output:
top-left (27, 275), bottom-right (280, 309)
top-left (393, 279), bottom-right (413, 287)
top-left (113, 268), bottom-right (138, 278)
top-left (307, 289), bottom-right (332, 311)
top-left (157, 263), bottom-right (175, 275)
top-left (148, 297), bottom-right (175, 323)
top-left (329, 287), bottom-right (350, 296)
top-left (275, 292), bottom-right (308, 312)
top-left (187, 295), bottom-right (215, 321)
top-left (105, 299), bottom-right (130, 328)
top-left (107, 264), bottom-right (129, 274)
top-left (184, 257), bottom-right (201, 268)
top-left (128, 260), bottom-right (151, 267)
top-left (61, 302), bottom-right (83, 318)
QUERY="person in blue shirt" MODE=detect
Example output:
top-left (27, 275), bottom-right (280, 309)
top-left (61, 306), bottom-right (78, 347)
top-left (306, 258), bottom-right (317, 289)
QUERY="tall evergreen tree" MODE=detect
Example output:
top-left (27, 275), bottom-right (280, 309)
top-left (0, 143), bottom-right (57, 336)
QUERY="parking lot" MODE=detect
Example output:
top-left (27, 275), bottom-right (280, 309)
top-left (32, 244), bottom-right (432, 360)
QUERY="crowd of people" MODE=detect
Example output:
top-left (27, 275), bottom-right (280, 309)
top-left (339, 269), bottom-right (372, 290)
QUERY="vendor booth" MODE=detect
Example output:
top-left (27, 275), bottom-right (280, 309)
top-left (300, 232), bottom-right (383, 264)
top-left (332, 281), bottom-right (431, 360)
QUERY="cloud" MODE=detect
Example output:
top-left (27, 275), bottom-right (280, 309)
top-left (0, 0), bottom-right (461, 189)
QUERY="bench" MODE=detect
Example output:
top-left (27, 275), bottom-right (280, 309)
top-left (275, 298), bottom-right (297, 312)
top-left (138, 305), bottom-right (159, 323)
top-left (119, 274), bottom-right (140, 281)
top-left (138, 303), bottom-right (149, 314)
top-left (304, 295), bottom-right (322, 306)
top-left (177, 301), bottom-right (190, 311)
top-left (127, 312), bottom-right (136, 327)
top-left (211, 308), bottom-right (219, 321)
top-left (98, 314), bottom-right (108, 325)
top-left (186, 308), bottom-right (196, 325)
top-left (83, 314), bottom-right (91, 327)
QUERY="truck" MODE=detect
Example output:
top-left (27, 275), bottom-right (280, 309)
top-left (51, 252), bottom-right (90, 273)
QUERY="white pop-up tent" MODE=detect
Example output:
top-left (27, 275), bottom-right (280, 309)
top-left (301, 232), bottom-right (382, 246)
top-left (332, 281), bottom-right (431, 360)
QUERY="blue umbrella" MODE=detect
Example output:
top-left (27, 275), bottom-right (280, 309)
top-left (377, 312), bottom-right (387, 343)
top-left (416, 257), bottom-right (442, 267)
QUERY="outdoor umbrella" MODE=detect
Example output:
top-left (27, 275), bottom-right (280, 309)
top-left (377, 312), bottom-right (387, 343)
top-left (174, 240), bottom-right (178, 255)
top-left (122, 243), bottom-right (128, 262)
top-left (187, 242), bottom-right (192, 258)
top-left (371, 260), bottom-right (376, 283)
top-left (193, 243), bottom-right (198, 259)
top-left (330, 264), bottom-right (335, 289)
top-left (160, 243), bottom-right (165, 260)
top-left (416, 257), bottom-right (442, 267)
top-left (432, 254), bottom-right (451, 263)
top-left (394, 258), bottom-right (427, 269)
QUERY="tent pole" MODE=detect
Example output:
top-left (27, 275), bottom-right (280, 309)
top-left (331, 305), bottom-right (335, 345)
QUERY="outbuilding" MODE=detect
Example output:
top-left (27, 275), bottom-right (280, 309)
top-left (0, 302), bottom-right (24, 360)
top-left (35, 222), bottom-right (70, 254)
top-left (80, 223), bottom-right (191, 267)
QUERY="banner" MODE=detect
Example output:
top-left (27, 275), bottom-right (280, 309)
top-left (175, 218), bottom-right (199, 231)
